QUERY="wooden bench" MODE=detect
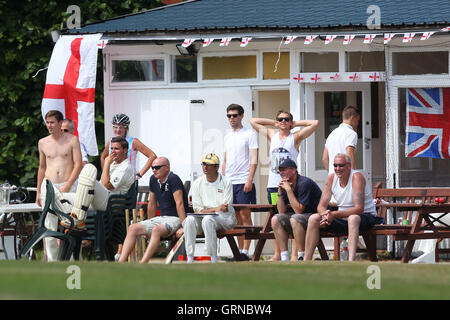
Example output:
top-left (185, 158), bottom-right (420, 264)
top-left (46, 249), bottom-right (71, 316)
top-left (320, 186), bottom-right (450, 262)
top-left (368, 187), bottom-right (450, 262)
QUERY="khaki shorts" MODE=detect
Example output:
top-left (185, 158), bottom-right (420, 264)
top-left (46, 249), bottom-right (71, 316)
top-left (140, 216), bottom-right (181, 237)
top-left (275, 212), bottom-right (312, 235)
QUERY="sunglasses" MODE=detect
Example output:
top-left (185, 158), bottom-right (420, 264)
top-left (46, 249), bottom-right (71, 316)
top-left (201, 162), bottom-right (216, 167)
top-left (276, 117), bottom-right (291, 122)
top-left (226, 114), bottom-right (240, 118)
top-left (152, 165), bottom-right (166, 171)
top-left (113, 125), bottom-right (126, 130)
top-left (63, 129), bottom-right (70, 132)
top-left (333, 163), bottom-right (347, 168)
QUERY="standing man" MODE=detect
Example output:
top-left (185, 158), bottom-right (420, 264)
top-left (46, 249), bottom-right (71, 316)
top-left (222, 104), bottom-right (258, 260)
top-left (250, 110), bottom-right (319, 260)
top-left (118, 157), bottom-right (188, 264)
top-left (304, 154), bottom-right (378, 261)
top-left (36, 110), bottom-right (82, 261)
top-left (62, 118), bottom-right (89, 165)
top-left (184, 153), bottom-right (236, 263)
top-left (272, 159), bottom-right (322, 261)
top-left (322, 105), bottom-right (360, 173)
top-left (101, 113), bottom-right (157, 180)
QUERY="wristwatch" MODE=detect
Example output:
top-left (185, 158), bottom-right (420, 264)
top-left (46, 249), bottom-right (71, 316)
top-left (136, 173), bottom-right (142, 178)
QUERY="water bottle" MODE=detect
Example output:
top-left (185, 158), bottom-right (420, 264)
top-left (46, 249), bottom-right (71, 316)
top-left (2, 181), bottom-right (11, 205)
top-left (340, 237), bottom-right (349, 261)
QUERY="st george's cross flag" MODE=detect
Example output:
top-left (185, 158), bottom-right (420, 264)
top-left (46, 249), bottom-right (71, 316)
top-left (406, 88), bottom-right (450, 159)
top-left (41, 34), bottom-right (102, 157)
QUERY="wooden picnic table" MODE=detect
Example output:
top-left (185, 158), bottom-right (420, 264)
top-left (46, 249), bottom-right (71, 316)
top-left (377, 202), bottom-right (450, 262)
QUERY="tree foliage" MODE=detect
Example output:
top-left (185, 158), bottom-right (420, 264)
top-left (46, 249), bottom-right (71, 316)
top-left (0, 0), bottom-right (163, 186)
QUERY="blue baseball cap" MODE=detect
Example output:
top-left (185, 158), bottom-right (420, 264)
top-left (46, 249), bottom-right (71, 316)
top-left (278, 158), bottom-right (297, 169)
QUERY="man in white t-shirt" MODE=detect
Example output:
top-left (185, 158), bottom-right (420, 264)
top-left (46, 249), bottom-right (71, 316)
top-left (222, 104), bottom-right (258, 259)
top-left (322, 105), bottom-right (360, 174)
top-left (184, 153), bottom-right (237, 263)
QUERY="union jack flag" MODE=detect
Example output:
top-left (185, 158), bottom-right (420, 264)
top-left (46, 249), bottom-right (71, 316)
top-left (406, 88), bottom-right (450, 159)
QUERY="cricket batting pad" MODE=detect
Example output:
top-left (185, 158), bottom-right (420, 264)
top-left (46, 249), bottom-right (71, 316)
top-left (72, 163), bottom-right (97, 221)
top-left (52, 186), bottom-right (73, 214)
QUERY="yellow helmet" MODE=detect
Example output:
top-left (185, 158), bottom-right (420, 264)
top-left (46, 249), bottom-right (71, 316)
top-left (201, 153), bottom-right (220, 165)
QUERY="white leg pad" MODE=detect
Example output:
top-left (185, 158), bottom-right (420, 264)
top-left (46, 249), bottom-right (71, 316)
top-left (72, 164), bottom-right (97, 221)
top-left (52, 186), bottom-right (73, 214)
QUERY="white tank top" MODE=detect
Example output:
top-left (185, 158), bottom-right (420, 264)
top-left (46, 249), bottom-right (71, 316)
top-left (267, 132), bottom-right (299, 188)
top-left (331, 169), bottom-right (376, 216)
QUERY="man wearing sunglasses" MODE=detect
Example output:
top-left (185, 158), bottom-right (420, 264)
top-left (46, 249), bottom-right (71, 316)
top-left (61, 118), bottom-right (88, 165)
top-left (250, 110), bottom-right (319, 260)
top-left (184, 153), bottom-right (236, 263)
top-left (304, 154), bottom-right (377, 261)
top-left (118, 157), bottom-right (188, 263)
top-left (222, 104), bottom-right (258, 260)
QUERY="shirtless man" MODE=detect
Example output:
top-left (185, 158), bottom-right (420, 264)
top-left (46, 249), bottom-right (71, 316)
top-left (36, 110), bottom-right (82, 261)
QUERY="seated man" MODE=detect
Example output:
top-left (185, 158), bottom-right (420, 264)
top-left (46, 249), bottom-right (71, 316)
top-left (118, 157), bottom-right (188, 263)
top-left (272, 158), bottom-right (322, 261)
top-left (184, 153), bottom-right (237, 263)
top-left (57, 136), bottom-right (135, 230)
top-left (304, 153), bottom-right (378, 261)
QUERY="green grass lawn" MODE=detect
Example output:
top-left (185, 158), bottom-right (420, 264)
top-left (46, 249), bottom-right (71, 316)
top-left (0, 260), bottom-right (449, 300)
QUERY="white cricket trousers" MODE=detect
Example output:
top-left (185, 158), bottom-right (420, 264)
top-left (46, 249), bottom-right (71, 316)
top-left (183, 213), bottom-right (236, 257)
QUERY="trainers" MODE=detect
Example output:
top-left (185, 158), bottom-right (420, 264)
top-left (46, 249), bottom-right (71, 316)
top-left (239, 253), bottom-right (250, 261)
top-left (114, 253), bottom-right (121, 262)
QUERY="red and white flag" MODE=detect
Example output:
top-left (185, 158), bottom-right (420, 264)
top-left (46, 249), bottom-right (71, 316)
top-left (364, 34), bottom-right (376, 44)
top-left (284, 36), bottom-right (298, 44)
top-left (97, 39), bottom-right (108, 49)
top-left (343, 35), bottom-right (355, 45)
top-left (421, 32), bottom-right (434, 41)
top-left (384, 33), bottom-right (394, 44)
top-left (403, 33), bottom-right (415, 43)
top-left (304, 35), bottom-right (317, 45)
top-left (240, 37), bottom-right (252, 47)
top-left (203, 38), bottom-right (214, 47)
top-left (42, 34), bottom-right (101, 157)
top-left (220, 37), bottom-right (232, 46)
top-left (325, 35), bottom-right (337, 45)
top-left (182, 38), bottom-right (196, 47)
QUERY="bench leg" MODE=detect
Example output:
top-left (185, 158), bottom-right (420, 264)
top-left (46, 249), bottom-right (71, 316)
top-left (362, 233), bottom-right (378, 262)
top-left (225, 235), bottom-right (245, 261)
top-left (317, 239), bottom-right (329, 260)
top-left (252, 239), bottom-right (266, 262)
top-left (334, 237), bottom-right (340, 260)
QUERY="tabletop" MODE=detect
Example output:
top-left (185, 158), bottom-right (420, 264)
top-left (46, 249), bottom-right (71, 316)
top-left (0, 203), bottom-right (42, 213)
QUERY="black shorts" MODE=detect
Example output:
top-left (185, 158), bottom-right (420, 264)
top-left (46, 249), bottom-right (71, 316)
top-left (321, 213), bottom-right (378, 233)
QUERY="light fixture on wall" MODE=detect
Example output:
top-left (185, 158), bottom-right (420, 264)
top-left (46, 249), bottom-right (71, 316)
top-left (176, 42), bottom-right (200, 56)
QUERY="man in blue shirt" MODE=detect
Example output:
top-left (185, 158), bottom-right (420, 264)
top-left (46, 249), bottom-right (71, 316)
top-left (119, 157), bottom-right (188, 263)
top-left (271, 158), bottom-right (322, 261)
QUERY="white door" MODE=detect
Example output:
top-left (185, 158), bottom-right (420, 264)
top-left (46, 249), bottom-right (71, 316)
top-left (304, 82), bottom-right (372, 188)
top-left (188, 87), bottom-right (252, 182)
top-left (188, 87), bottom-right (252, 257)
